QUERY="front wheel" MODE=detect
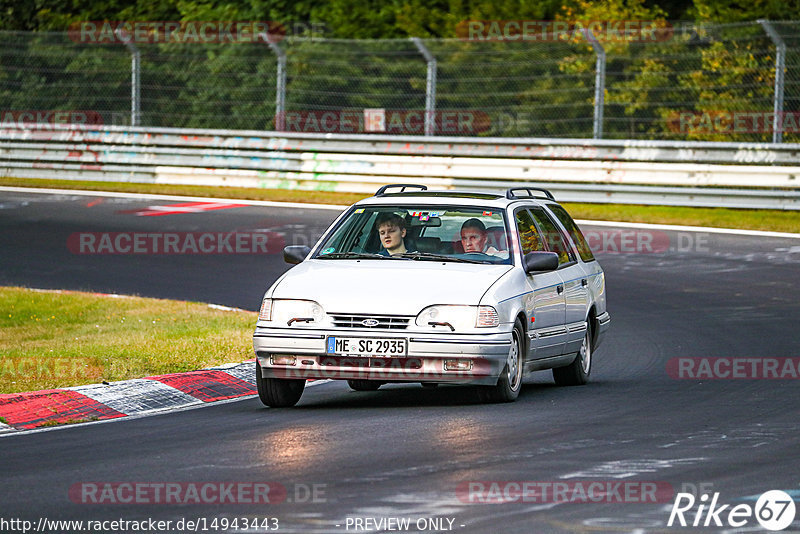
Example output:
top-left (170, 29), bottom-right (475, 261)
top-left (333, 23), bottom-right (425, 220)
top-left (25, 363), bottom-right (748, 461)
top-left (553, 320), bottom-right (592, 386)
top-left (256, 361), bottom-right (305, 407)
top-left (478, 319), bottom-right (524, 403)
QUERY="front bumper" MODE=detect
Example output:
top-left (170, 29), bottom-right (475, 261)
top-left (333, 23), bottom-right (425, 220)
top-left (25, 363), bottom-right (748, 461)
top-left (253, 326), bottom-right (513, 385)
top-left (595, 311), bottom-right (611, 350)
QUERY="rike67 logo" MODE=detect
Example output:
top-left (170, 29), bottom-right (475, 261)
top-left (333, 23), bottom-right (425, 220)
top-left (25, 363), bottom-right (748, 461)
top-left (668, 490), bottom-right (796, 531)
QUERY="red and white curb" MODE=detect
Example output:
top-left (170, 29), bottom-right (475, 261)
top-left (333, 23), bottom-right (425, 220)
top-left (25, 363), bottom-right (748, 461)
top-left (0, 361), bottom-right (324, 433)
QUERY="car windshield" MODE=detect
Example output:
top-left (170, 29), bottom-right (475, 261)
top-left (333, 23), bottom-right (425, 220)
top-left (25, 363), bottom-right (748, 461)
top-left (314, 205), bottom-right (511, 264)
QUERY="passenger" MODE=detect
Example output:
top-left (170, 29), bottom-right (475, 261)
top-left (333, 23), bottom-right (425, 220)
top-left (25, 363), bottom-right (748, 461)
top-left (460, 218), bottom-right (505, 257)
top-left (376, 213), bottom-right (409, 256)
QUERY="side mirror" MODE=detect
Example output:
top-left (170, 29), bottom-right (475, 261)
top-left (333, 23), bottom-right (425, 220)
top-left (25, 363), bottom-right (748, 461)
top-left (283, 245), bottom-right (311, 265)
top-left (524, 251), bottom-right (559, 274)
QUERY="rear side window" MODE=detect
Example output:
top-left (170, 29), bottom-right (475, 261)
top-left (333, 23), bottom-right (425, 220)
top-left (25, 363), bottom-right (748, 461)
top-left (547, 204), bottom-right (595, 262)
top-left (515, 209), bottom-right (545, 255)
top-left (528, 207), bottom-right (575, 266)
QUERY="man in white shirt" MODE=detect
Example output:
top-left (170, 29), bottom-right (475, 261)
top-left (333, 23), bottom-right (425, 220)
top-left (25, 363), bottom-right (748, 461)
top-left (460, 218), bottom-right (506, 257)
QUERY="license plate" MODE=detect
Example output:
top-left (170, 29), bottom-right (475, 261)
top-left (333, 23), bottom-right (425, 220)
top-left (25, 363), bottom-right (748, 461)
top-left (326, 337), bottom-right (407, 357)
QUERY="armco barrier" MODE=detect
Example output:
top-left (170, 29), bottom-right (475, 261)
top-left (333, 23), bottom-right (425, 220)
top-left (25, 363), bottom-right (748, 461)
top-left (1, 125), bottom-right (799, 209)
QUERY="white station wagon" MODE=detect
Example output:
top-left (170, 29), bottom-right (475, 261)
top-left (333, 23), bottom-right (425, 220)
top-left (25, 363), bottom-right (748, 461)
top-left (253, 185), bottom-right (610, 406)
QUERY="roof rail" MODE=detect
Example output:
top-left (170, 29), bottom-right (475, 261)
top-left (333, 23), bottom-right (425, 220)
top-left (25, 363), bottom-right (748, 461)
top-left (375, 184), bottom-right (428, 197)
top-left (505, 187), bottom-right (555, 201)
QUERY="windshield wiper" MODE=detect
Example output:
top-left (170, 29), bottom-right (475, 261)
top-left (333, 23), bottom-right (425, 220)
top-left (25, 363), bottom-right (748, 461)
top-left (398, 252), bottom-right (488, 264)
top-left (316, 252), bottom-right (392, 260)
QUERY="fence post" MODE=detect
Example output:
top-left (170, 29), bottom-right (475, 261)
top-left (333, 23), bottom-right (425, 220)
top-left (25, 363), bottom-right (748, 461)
top-left (583, 29), bottom-right (606, 140)
top-left (262, 33), bottom-right (287, 131)
top-left (410, 37), bottom-right (437, 136)
top-left (758, 19), bottom-right (786, 144)
top-left (116, 28), bottom-right (140, 127)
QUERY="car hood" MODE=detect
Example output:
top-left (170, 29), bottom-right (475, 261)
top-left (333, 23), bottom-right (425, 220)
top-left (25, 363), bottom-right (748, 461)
top-left (271, 259), bottom-right (513, 315)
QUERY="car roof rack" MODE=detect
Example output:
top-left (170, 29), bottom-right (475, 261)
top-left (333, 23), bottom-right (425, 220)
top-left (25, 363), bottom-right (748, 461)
top-left (375, 184), bottom-right (429, 197)
top-left (505, 187), bottom-right (555, 201)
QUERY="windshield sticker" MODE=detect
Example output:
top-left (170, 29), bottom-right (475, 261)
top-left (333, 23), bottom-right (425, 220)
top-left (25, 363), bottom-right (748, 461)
top-left (320, 247), bottom-right (336, 255)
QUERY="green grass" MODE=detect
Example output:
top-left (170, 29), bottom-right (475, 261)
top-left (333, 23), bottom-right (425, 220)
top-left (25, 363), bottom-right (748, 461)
top-left (0, 176), bottom-right (368, 206)
top-left (562, 203), bottom-right (800, 234)
top-left (0, 287), bottom-right (257, 394)
top-left (38, 417), bottom-right (99, 427)
top-left (1, 176), bottom-right (798, 233)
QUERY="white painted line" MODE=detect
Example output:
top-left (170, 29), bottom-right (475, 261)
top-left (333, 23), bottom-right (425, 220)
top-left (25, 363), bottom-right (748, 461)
top-left (0, 186), bottom-right (347, 211)
top-left (69, 379), bottom-right (201, 415)
top-left (575, 219), bottom-right (800, 239)
top-left (0, 422), bottom-right (15, 433)
top-left (5, 185), bottom-right (795, 237)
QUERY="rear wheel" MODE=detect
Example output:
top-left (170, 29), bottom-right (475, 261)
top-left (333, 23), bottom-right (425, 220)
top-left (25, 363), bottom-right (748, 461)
top-left (478, 319), bottom-right (524, 403)
top-left (256, 360), bottom-right (305, 407)
top-left (347, 380), bottom-right (382, 391)
top-left (553, 320), bottom-right (592, 386)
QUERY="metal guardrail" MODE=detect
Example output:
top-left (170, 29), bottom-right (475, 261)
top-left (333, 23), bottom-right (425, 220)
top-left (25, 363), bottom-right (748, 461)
top-left (1, 125), bottom-right (799, 210)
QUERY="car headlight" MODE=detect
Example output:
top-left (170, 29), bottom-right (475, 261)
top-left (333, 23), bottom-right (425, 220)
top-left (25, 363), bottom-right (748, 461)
top-left (258, 298), bottom-right (272, 321)
top-left (415, 305), bottom-right (499, 330)
top-left (259, 299), bottom-right (326, 326)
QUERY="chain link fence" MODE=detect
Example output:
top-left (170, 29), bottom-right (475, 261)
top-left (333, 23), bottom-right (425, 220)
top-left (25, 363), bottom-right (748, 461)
top-left (1, 21), bottom-right (798, 142)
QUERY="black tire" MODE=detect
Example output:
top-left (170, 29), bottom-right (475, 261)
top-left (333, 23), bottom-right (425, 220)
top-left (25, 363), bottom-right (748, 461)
top-left (553, 320), bottom-right (592, 386)
top-left (347, 379), bottom-right (382, 391)
top-left (478, 319), bottom-right (524, 403)
top-left (256, 360), bottom-right (305, 407)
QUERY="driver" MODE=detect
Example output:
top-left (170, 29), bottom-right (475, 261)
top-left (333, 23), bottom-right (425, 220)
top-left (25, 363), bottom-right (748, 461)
top-left (376, 213), bottom-right (409, 256)
top-left (460, 218), bottom-right (504, 257)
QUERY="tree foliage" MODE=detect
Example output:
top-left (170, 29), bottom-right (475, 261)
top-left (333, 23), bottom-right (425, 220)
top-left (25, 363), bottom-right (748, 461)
top-left (1, 0), bottom-right (798, 141)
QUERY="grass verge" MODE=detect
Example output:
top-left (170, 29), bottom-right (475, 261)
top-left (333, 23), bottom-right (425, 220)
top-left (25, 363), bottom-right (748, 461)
top-left (1, 176), bottom-right (798, 233)
top-left (0, 286), bottom-right (257, 394)
top-left (0, 176), bottom-right (368, 206)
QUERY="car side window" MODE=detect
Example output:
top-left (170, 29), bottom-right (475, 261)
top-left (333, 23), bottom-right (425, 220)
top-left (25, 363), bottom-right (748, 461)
top-left (528, 207), bottom-right (575, 266)
top-left (324, 211), bottom-right (377, 253)
top-left (547, 204), bottom-right (595, 262)
top-left (515, 209), bottom-right (545, 255)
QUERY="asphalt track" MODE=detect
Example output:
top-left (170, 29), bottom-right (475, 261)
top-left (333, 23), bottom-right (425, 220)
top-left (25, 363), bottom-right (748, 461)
top-left (1, 188), bottom-right (799, 533)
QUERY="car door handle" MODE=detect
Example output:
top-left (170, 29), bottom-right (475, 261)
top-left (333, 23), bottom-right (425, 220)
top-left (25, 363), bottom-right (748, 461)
top-left (557, 284), bottom-right (564, 294)
top-left (581, 278), bottom-right (588, 287)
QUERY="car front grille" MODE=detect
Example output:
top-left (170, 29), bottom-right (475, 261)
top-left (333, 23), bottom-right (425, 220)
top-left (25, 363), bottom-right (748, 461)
top-left (330, 314), bottom-right (413, 330)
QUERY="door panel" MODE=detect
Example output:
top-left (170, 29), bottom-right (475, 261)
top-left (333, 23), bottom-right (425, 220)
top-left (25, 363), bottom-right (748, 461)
top-left (560, 264), bottom-right (590, 354)
top-left (514, 207), bottom-right (567, 359)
